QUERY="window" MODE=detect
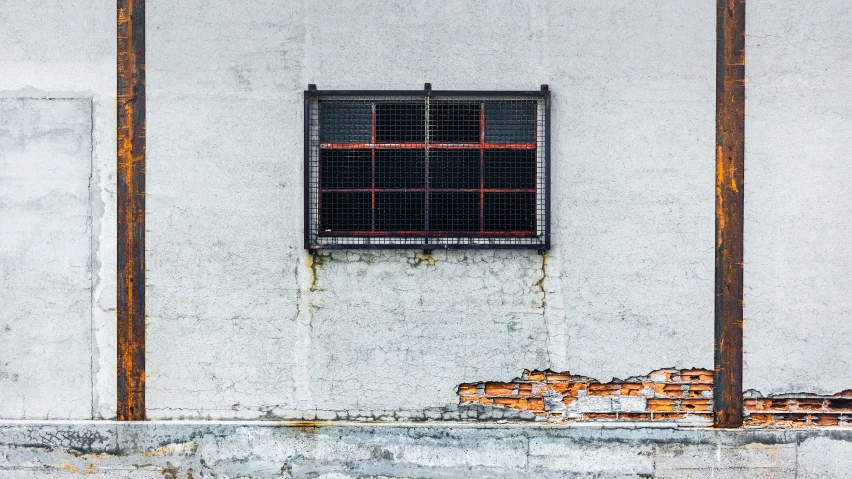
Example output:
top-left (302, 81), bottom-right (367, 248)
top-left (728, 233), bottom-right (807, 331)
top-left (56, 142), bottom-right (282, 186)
top-left (304, 87), bottom-right (550, 249)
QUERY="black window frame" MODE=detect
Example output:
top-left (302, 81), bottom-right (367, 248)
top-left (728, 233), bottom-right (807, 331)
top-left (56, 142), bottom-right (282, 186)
top-left (304, 86), bottom-right (551, 250)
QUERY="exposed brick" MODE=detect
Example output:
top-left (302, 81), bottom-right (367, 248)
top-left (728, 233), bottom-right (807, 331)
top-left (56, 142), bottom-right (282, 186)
top-left (686, 384), bottom-right (713, 397)
top-left (662, 383), bottom-right (687, 397)
top-left (791, 398), bottom-right (825, 412)
top-left (772, 413), bottom-right (809, 427)
top-left (619, 383), bottom-right (644, 396)
top-left (527, 398), bottom-right (545, 411)
top-left (680, 368), bottom-right (714, 382)
top-left (653, 412), bottom-right (686, 420)
top-left (546, 372), bottom-right (573, 381)
top-left (619, 412), bottom-right (653, 421)
top-left (549, 381), bottom-right (587, 396)
top-left (810, 414), bottom-right (841, 426)
top-left (457, 383), bottom-right (480, 396)
top-left (681, 398), bottom-right (712, 412)
top-left (744, 414), bottom-right (774, 427)
top-left (588, 383), bottom-right (621, 396)
top-left (484, 382), bottom-right (517, 396)
top-left (647, 398), bottom-right (679, 412)
top-left (460, 396), bottom-right (492, 406)
top-left (584, 413), bottom-right (618, 420)
top-left (827, 398), bottom-right (852, 412)
top-left (493, 397), bottom-right (525, 409)
top-left (517, 382), bottom-right (534, 396)
top-left (648, 368), bottom-right (678, 383)
top-left (456, 368), bottom-right (852, 428)
top-left (766, 398), bottom-right (791, 412)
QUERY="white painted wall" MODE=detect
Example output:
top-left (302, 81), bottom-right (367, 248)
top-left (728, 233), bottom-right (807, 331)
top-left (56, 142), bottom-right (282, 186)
top-left (0, 1), bottom-right (116, 419)
top-left (745, 1), bottom-right (852, 395)
top-left (145, 0), bottom-right (716, 419)
top-left (0, 98), bottom-right (92, 418)
top-left (3, 0), bottom-right (847, 420)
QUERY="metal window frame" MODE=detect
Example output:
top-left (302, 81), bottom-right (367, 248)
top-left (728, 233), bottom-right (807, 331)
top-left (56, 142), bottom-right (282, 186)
top-left (303, 86), bottom-right (551, 251)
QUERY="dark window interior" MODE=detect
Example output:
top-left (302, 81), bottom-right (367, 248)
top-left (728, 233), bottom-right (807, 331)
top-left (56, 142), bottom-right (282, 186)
top-left (375, 192), bottom-right (425, 231)
top-left (320, 149), bottom-right (371, 189)
top-left (315, 96), bottom-right (542, 240)
top-left (376, 149), bottom-right (425, 189)
top-left (376, 103), bottom-right (425, 142)
top-left (429, 102), bottom-right (480, 143)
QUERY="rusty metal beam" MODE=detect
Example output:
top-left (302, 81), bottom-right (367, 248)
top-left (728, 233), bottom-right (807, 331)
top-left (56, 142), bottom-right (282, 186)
top-left (715, 0), bottom-right (745, 428)
top-left (117, 0), bottom-right (146, 421)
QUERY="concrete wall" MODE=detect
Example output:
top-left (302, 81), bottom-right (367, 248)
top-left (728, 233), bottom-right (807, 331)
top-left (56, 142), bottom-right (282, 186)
top-left (145, 0), bottom-right (716, 419)
top-left (0, 1), bottom-right (116, 419)
top-left (2, 422), bottom-right (852, 478)
top-left (0, 99), bottom-right (92, 419)
top-left (2, 0), bottom-right (851, 423)
top-left (744, 1), bottom-right (852, 395)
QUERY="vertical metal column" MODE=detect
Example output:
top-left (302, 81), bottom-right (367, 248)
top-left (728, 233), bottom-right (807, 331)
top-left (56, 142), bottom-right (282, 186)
top-left (117, 0), bottom-right (146, 421)
top-left (715, 0), bottom-right (746, 428)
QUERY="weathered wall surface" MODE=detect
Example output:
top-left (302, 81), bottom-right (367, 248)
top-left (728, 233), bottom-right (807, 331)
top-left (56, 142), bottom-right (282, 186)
top-left (2, 422), bottom-right (852, 478)
top-left (0, 1), bottom-right (116, 419)
top-left (0, 99), bottom-right (92, 419)
top-left (146, 0), bottom-right (715, 419)
top-left (744, 2), bottom-right (852, 395)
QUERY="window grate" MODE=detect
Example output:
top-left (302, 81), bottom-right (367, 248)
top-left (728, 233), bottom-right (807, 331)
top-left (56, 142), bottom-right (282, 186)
top-left (305, 89), bottom-right (550, 249)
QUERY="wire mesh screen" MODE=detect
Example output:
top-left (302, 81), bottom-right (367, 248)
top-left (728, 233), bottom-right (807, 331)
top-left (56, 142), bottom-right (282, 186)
top-left (305, 90), bottom-right (549, 249)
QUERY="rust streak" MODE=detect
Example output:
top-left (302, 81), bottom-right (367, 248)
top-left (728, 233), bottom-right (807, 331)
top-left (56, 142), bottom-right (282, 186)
top-left (715, 0), bottom-right (745, 428)
top-left (117, 0), bottom-right (146, 421)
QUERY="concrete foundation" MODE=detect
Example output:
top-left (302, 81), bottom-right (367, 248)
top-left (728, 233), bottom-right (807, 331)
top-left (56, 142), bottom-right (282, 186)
top-left (2, 422), bottom-right (852, 478)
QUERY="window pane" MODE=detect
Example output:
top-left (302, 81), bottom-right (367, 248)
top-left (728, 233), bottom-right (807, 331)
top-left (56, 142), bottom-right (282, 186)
top-left (375, 149), bottom-right (425, 189)
top-left (484, 192), bottom-right (535, 231)
top-left (319, 101), bottom-right (372, 143)
top-left (376, 102), bottom-right (425, 142)
top-left (484, 149), bottom-right (536, 189)
top-left (375, 192), bottom-right (425, 231)
top-left (430, 192), bottom-right (480, 232)
top-left (484, 101), bottom-right (536, 143)
top-left (320, 192), bottom-right (372, 231)
top-left (429, 149), bottom-right (479, 189)
top-left (429, 101), bottom-right (480, 143)
top-left (320, 149), bottom-right (372, 189)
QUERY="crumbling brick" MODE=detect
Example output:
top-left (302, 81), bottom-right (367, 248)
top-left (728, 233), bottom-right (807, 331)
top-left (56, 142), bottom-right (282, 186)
top-left (681, 399), bottom-right (713, 412)
top-left (647, 399), bottom-right (678, 412)
top-left (493, 397), bottom-right (525, 409)
top-left (619, 412), bottom-right (653, 421)
top-left (588, 383), bottom-right (621, 396)
top-left (484, 382), bottom-right (517, 396)
top-left (810, 414), bottom-right (840, 426)
top-left (457, 383), bottom-right (479, 396)
top-left (827, 398), bottom-right (852, 412)
top-left (459, 368), bottom-right (852, 428)
top-left (584, 412), bottom-right (617, 420)
top-left (790, 398), bottom-right (825, 412)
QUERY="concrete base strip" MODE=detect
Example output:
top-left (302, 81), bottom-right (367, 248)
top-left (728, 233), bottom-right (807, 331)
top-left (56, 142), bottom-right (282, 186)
top-left (0, 422), bottom-right (851, 478)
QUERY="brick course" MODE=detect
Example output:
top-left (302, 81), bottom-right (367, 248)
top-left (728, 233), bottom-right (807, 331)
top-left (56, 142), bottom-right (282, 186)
top-left (457, 368), bottom-right (714, 424)
top-left (458, 369), bottom-right (852, 428)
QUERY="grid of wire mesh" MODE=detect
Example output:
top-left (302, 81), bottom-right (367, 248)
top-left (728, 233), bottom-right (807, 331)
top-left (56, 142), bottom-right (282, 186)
top-left (306, 91), bottom-right (548, 248)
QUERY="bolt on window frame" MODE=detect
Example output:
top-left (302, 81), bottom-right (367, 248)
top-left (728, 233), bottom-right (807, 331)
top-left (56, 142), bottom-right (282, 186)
top-left (304, 87), bottom-right (551, 250)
